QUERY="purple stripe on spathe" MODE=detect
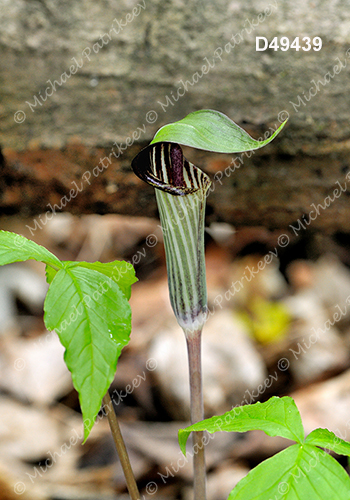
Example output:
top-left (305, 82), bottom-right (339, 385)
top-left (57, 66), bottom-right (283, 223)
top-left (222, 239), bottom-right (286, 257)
top-left (170, 144), bottom-right (184, 187)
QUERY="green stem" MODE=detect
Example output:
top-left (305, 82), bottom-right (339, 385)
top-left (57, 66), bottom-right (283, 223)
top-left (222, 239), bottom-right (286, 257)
top-left (186, 329), bottom-right (206, 500)
top-left (102, 392), bottom-right (140, 500)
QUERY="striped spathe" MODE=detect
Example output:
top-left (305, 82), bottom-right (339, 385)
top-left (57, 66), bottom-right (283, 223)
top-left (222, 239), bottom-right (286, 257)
top-left (132, 142), bottom-right (212, 335)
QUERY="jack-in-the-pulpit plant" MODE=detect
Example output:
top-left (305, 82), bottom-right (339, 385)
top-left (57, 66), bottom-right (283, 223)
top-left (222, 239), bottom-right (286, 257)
top-left (3, 110), bottom-right (350, 500)
top-left (132, 109), bottom-right (287, 500)
top-left (133, 141), bottom-right (212, 497)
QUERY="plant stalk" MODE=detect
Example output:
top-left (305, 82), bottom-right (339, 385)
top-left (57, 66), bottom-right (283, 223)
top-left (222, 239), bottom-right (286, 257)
top-left (103, 392), bottom-right (140, 500)
top-left (186, 329), bottom-right (206, 500)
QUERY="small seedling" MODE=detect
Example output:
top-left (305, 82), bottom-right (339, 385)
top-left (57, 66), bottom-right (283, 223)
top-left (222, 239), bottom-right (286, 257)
top-left (179, 396), bottom-right (350, 500)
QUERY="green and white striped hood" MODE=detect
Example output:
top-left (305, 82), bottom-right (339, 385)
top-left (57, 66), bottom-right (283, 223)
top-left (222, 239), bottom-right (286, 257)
top-left (132, 142), bottom-right (211, 335)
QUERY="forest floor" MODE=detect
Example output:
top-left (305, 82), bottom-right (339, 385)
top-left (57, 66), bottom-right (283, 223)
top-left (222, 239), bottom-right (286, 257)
top-left (0, 213), bottom-right (350, 500)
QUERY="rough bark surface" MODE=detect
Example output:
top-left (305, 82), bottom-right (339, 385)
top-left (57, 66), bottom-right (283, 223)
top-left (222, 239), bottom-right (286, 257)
top-left (0, 0), bottom-right (350, 231)
top-left (1, 0), bottom-right (350, 149)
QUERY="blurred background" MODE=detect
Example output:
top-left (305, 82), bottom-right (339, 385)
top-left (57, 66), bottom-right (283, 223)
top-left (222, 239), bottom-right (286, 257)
top-left (1, 0), bottom-right (350, 499)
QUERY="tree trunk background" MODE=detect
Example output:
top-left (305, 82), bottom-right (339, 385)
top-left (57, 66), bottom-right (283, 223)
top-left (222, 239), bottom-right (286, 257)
top-left (0, 0), bottom-right (350, 232)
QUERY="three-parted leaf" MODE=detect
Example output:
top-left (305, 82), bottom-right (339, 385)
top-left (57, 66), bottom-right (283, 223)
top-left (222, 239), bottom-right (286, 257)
top-left (179, 396), bottom-right (350, 499)
top-left (178, 397), bottom-right (304, 454)
top-left (0, 231), bottom-right (136, 441)
top-left (228, 444), bottom-right (350, 500)
top-left (44, 266), bottom-right (132, 440)
top-left (150, 109), bottom-right (287, 152)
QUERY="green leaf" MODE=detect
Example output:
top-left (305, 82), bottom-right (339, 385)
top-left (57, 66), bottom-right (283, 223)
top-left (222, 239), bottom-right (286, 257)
top-left (305, 428), bottom-right (350, 456)
top-left (0, 231), bottom-right (62, 269)
top-left (150, 109), bottom-right (287, 153)
top-left (46, 261), bottom-right (137, 298)
top-left (0, 231), bottom-right (136, 441)
top-left (65, 261), bottom-right (137, 300)
top-left (44, 266), bottom-right (132, 441)
top-left (178, 397), bottom-right (304, 454)
top-left (228, 444), bottom-right (350, 500)
top-left (45, 264), bottom-right (58, 284)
